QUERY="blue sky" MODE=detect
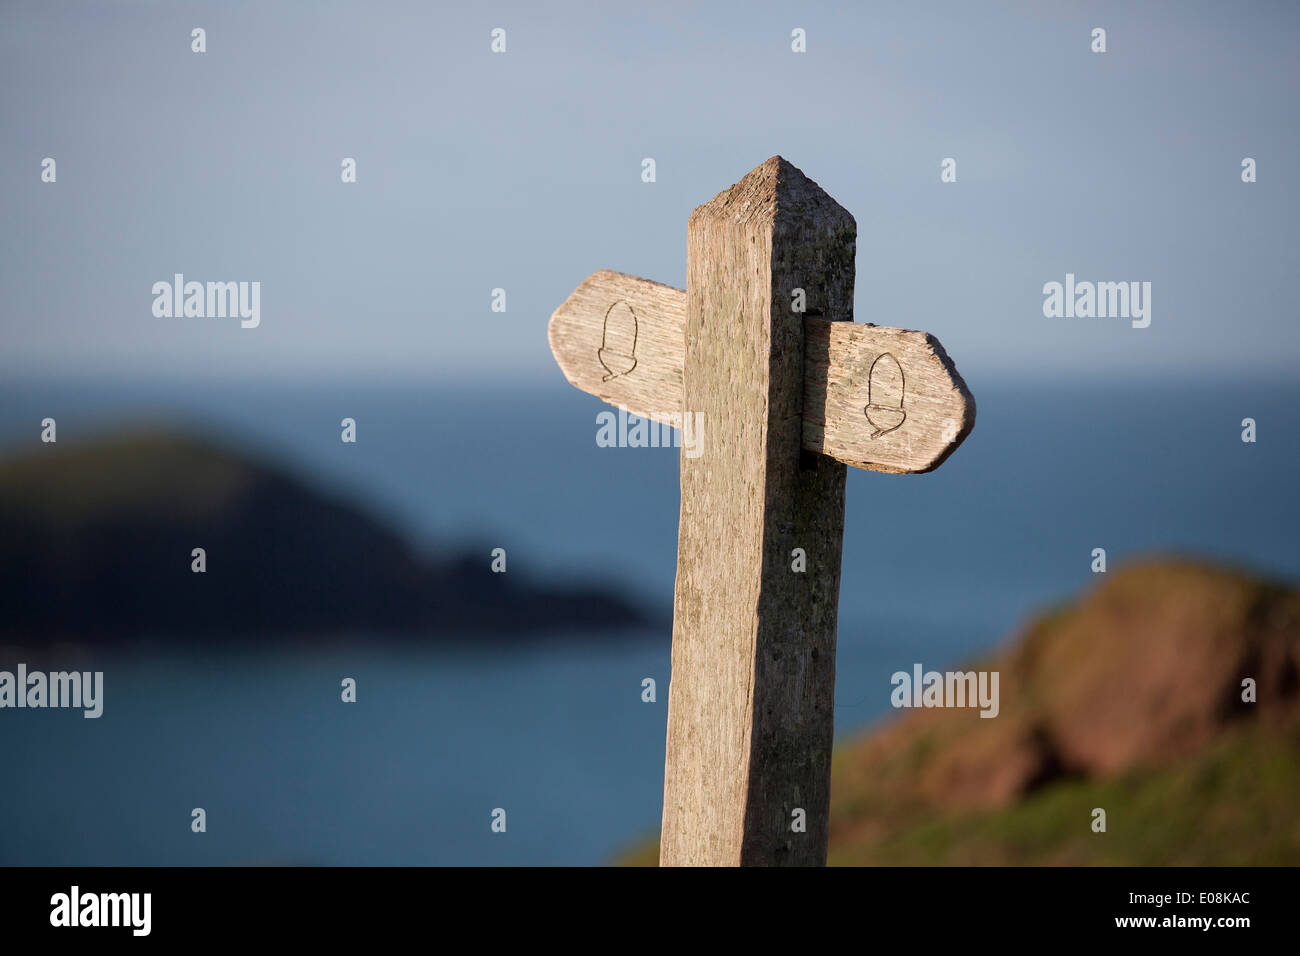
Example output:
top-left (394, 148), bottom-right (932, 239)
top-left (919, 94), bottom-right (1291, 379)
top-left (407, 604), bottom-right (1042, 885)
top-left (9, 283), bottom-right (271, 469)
top-left (2, 0), bottom-right (1297, 384)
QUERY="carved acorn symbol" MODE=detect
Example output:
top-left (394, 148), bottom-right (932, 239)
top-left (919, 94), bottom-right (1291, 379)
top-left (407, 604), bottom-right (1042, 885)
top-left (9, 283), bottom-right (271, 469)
top-left (864, 352), bottom-right (905, 438)
top-left (597, 301), bottom-right (639, 382)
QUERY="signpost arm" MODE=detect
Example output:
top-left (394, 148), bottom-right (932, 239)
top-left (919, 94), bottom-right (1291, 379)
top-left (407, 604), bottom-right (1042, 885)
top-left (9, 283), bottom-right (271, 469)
top-left (548, 276), bottom-right (974, 474)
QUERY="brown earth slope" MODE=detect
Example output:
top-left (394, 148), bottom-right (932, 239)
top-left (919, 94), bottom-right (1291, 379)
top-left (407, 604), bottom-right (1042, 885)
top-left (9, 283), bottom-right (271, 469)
top-left (620, 558), bottom-right (1300, 864)
top-left (827, 559), bottom-right (1300, 864)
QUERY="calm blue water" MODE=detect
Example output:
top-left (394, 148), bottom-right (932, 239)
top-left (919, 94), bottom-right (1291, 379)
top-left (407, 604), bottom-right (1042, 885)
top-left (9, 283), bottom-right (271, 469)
top-left (0, 376), bottom-right (1296, 864)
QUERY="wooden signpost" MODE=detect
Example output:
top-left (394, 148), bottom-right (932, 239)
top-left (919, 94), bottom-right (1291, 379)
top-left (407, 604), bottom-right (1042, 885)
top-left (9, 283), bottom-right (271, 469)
top-left (548, 157), bottom-right (975, 866)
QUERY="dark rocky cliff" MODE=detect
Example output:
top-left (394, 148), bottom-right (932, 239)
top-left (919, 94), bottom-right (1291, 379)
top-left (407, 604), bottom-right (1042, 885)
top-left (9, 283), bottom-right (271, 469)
top-left (0, 430), bottom-right (651, 643)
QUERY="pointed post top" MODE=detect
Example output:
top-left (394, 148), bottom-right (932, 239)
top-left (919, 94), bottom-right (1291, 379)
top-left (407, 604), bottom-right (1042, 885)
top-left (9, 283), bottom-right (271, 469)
top-left (689, 156), bottom-right (855, 235)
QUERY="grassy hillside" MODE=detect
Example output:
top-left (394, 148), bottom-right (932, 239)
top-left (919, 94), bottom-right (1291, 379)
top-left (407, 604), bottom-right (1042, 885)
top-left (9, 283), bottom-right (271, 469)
top-left (827, 711), bottom-right (1300, 865)
top-left (619, 559), bottom-right (1300, 865)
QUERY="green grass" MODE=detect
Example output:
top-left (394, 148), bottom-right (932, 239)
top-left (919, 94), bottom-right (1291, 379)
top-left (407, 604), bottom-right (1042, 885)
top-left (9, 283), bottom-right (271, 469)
top-left (828, 714), bottom-right (1300, 866)
top-left (616, 715), bottom-right (1300, 866)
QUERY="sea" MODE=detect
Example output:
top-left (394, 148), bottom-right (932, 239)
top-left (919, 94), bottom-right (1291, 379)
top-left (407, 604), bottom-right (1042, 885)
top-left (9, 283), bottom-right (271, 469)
top-left (0, 376), bottom-right (1296, 864)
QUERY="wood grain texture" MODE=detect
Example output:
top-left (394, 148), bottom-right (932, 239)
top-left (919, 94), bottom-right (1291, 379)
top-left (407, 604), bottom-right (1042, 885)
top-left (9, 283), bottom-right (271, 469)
top-left (803, 319), bottom-right (976, 474)
top-left (548, 277), bottom-right (974, 474)
top-left (547, 271), bottom-right (686, 428)
top-left (660, 156), bottom-right (853, 866)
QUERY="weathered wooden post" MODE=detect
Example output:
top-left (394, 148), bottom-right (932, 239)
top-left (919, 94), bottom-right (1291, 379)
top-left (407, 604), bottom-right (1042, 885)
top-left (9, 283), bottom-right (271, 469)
top-left (548, 157), bottom-right (975, 866)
